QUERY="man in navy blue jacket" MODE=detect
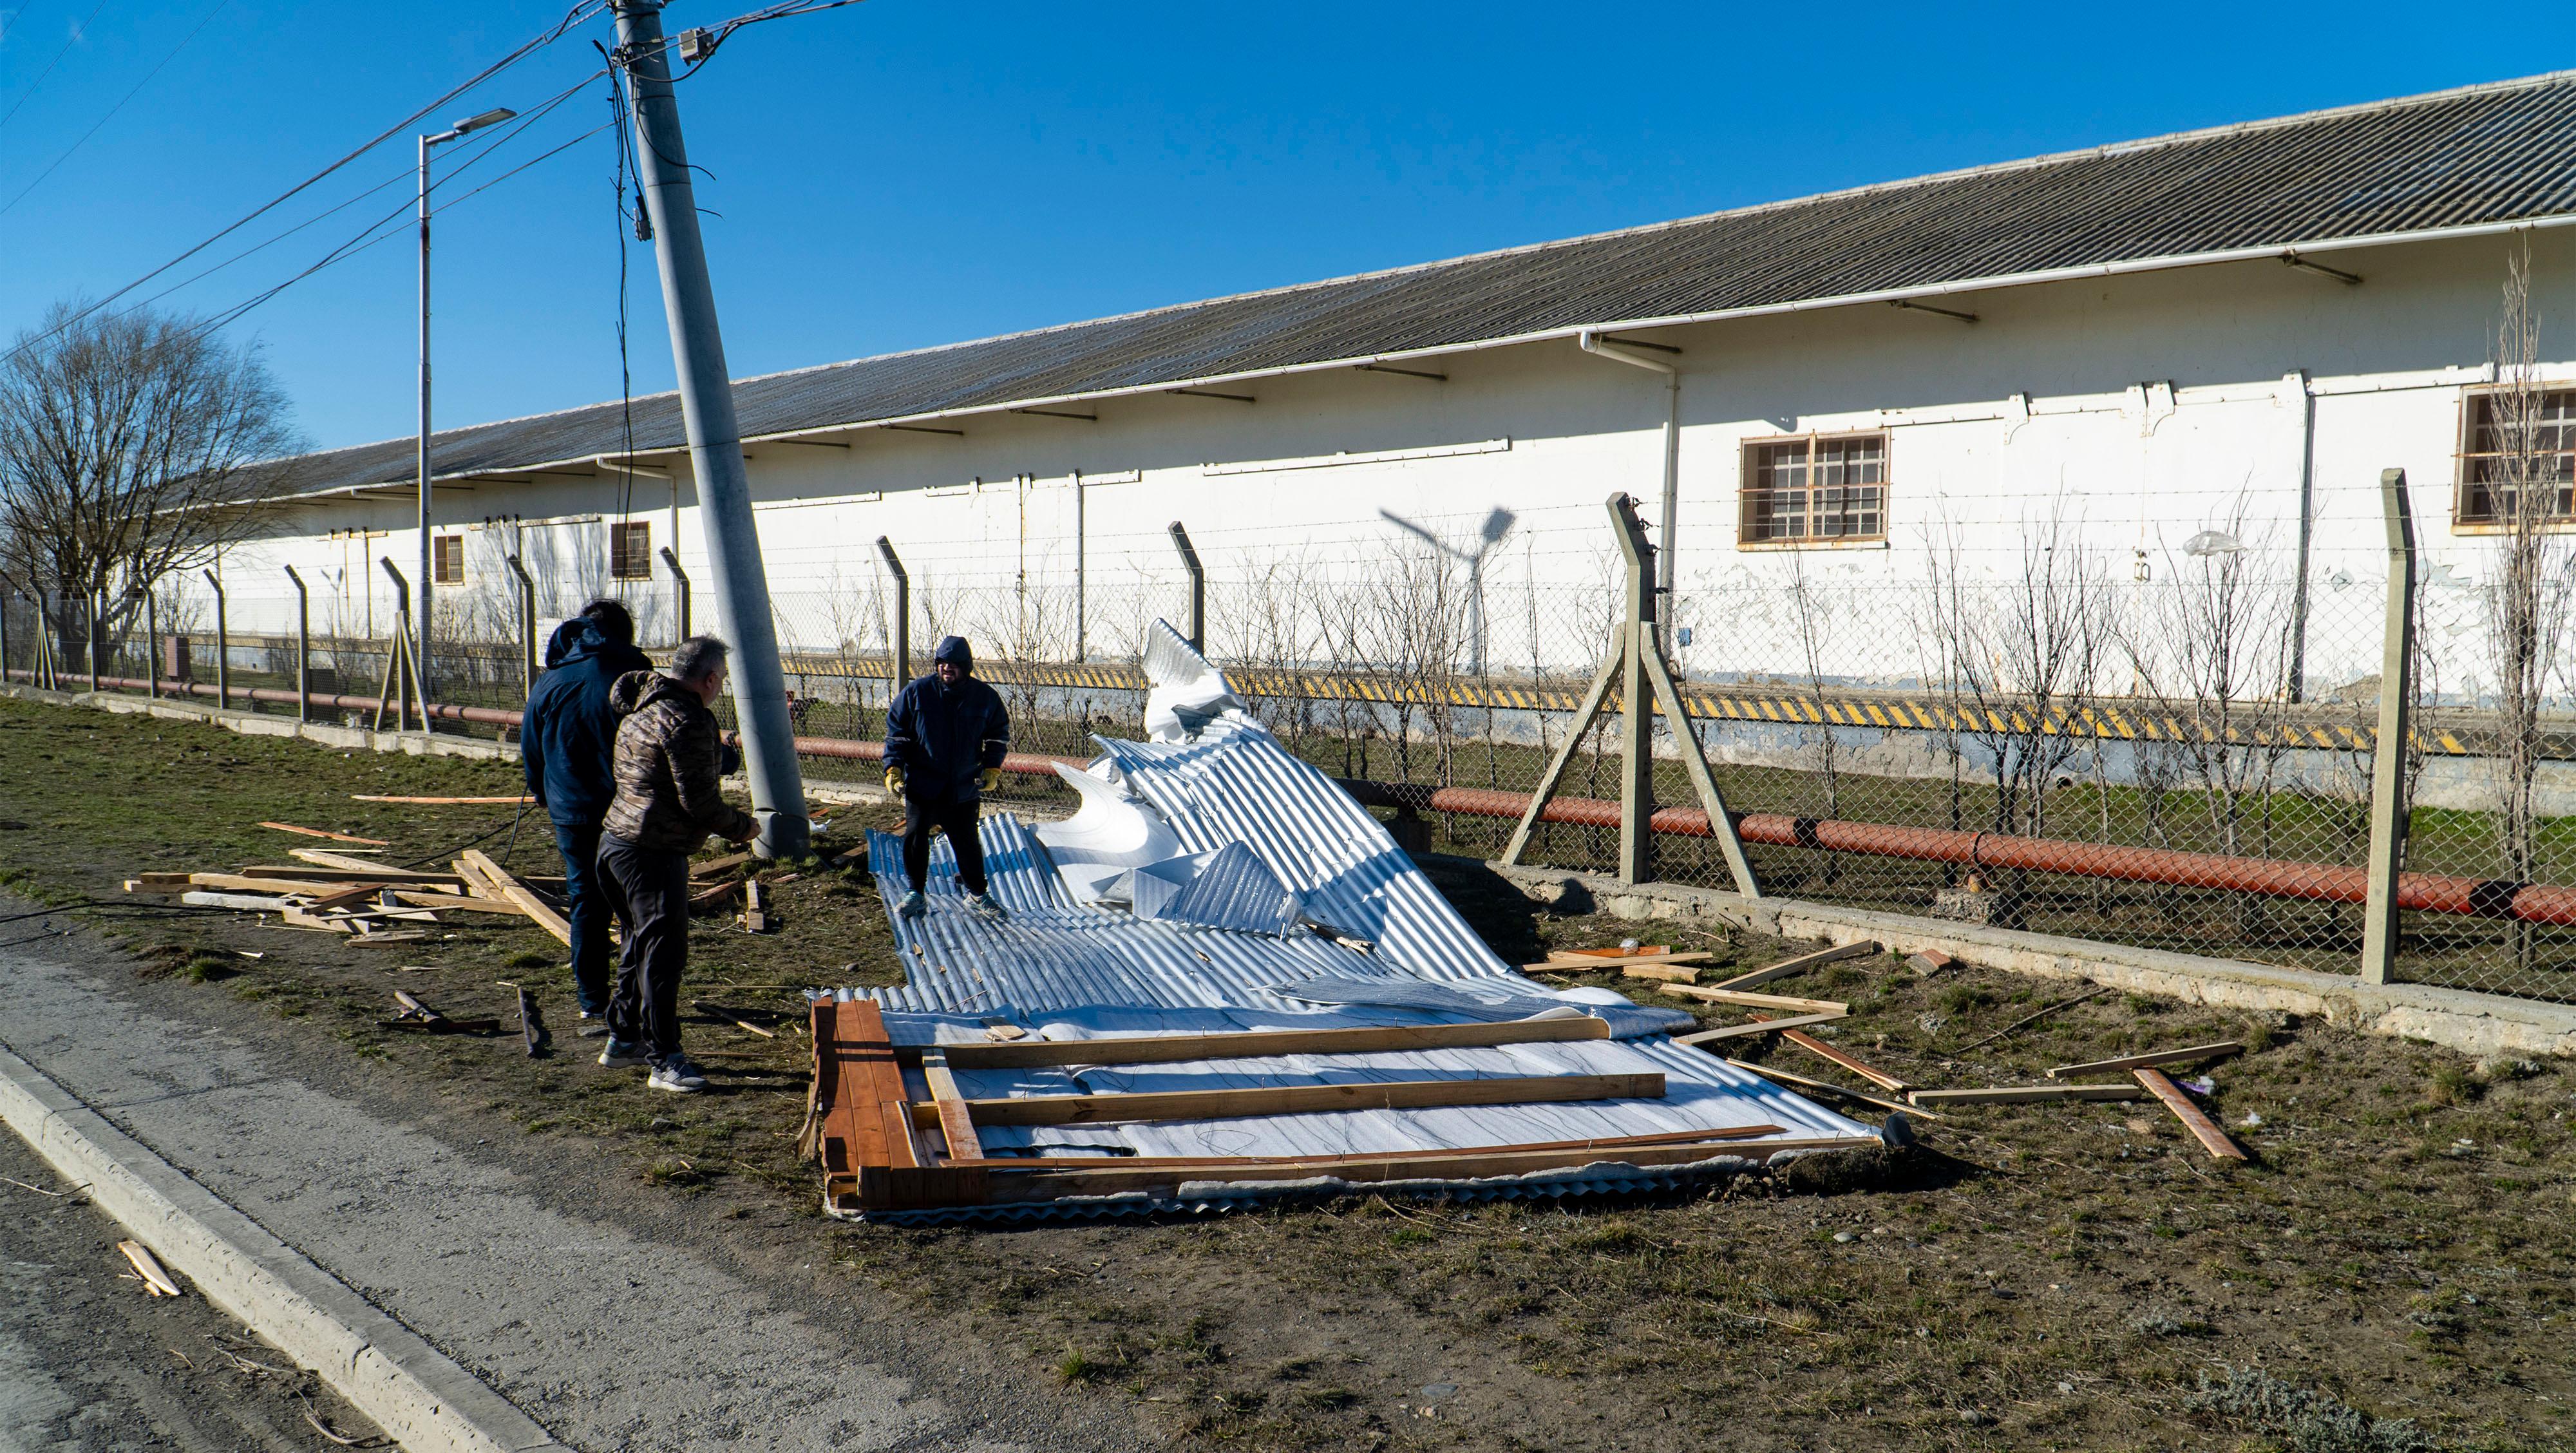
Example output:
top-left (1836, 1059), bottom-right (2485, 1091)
top-left (884, 635), bottom-right (1011, 920)
top-left (521, 600), bottom-right (652, 1031)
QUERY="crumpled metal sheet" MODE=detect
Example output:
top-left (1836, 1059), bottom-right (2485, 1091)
top-left (1126, 842), bottom-right (1304, 936)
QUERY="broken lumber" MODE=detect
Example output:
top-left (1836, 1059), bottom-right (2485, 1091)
top-left (1706, 940), bottom-right (1876, 991)
top-left (692, 850), bottom-right (755, 880)
top-left (1906, 1085), bottom-right (2146, 1105)
top-left (117, 1240), bottom-right (184, 1297)
top-left (277, 907), bottom-right (354, 933)
top-left (920, 1049), bottom-right (981, 1159)
top-left (180, 890), bottom-right (302, 913)
top-left (2134, 1068), bottom-right (2250, 1159)
top-left (1527, 949), bottom-right (1709, 974)
top-left (2049, 1041), bottom-right (2243, 1079)
top-left (1770, 1025), bottom-right (1910, 1093)
top-left (742, 879), bottom-right (768, 933)
top-left (1674, 1010), bottom-right (1846, 1046)
top-left (345, 930), bottom-right (430, 945)
top-left (1723, 1058), bottom-right (1937, 1121)
top-left (305, 884), bottom-right (384, 913)
top-left (912, 1072), bottom-right (1667, 1129)
top-left (258, 821), bottom-right (390, 846)
top-left (245, 864), bottom-right (466, 888)
top-left (1620, 963), bottom-right (1703, 983)
top-left (459, 850), bottom-right (571, 948)
top-left (936, 1016), bottom-right (1613, 1070)
top-left (688, 878), bottom-right (743, 913)
top-left (388, 889), bottom-right (529, 916)
top-left (1657, 983), bottom-right (1850, 1015)
top-left (958, 1124), bottom-right (1789, 1170)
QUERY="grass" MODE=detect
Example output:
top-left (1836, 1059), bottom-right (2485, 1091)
top-left (0, 689), bottom-right (2571, 1451)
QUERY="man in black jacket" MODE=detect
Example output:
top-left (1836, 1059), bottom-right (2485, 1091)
top-left (884, 635), bottom-right (1010, 920)
top-left (520, 600), bottom-right (650, 1034)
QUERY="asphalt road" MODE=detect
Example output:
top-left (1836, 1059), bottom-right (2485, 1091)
top-left (0, 922), bottom-right (1146, 1453)
top-left (0, 1128), bottom-right (384, 1452)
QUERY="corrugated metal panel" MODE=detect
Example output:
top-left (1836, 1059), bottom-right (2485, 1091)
top-left (263, 73), bottom-right (2576, 499)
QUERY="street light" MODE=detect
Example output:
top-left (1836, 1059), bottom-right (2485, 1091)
top-left (416, 105), bottom-right (515, 723)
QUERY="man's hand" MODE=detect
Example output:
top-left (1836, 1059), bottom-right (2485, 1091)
top-left (884, 765), bottom-right (905, 796)
top-left (727, 819), bottom-right (759, 846)
top-left (978, 768), bottom-right (1001, 794)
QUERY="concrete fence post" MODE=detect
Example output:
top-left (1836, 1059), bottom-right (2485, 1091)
top-left (506, 555), bottom-right (538, 695)
top-left (86, 589), bottom-right (101, 694)
top-left (202, 569), bottom-right (228, 711)
top-left (1168, 520), bottom-right (1204, 652)
top-left (142, 583), bottom-right (158, 699)
top-left (282, 566), bottom-right (311, 723)
top-left (2361, 468), bottom-right (2418, 985)
top-left (658, 546), bottom-right (692, 643)
top-left (875, 537), bottom-right (909, 689)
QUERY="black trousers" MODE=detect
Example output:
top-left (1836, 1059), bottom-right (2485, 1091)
top-left (901, 794), bottom-right (987, 895)
top-left (552, 820), bottom-right (610, 1014)
top-left (596, 834), bottom-right (691, 1063)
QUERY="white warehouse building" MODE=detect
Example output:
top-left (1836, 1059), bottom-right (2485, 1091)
top-left (207, 72), bottom-right (2576, 724)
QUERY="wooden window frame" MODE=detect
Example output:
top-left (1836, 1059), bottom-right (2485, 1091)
top-left (609, 520), bottom-right (653, 580)
top-left (1737, 430), bottom-right (1891, 549)
top-left (431, 534), bottom-right (466, 586)
top-left (2453, 385), bottom-right (2576, 534)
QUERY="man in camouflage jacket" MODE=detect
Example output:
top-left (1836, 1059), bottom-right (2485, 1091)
top-left (596, 635), bottom-right (757, 1092)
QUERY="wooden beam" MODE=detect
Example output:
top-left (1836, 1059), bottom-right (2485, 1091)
top-left (245, 864), bottom-right (466, 887)
top-left (459, 850), bottom-right (572, 948)
top-left (2048, 1042), bottom-right (2243, 1079)
top-left (2134, 1068), bottom-right (2249, 1159)
top-left (179, 890), bottom-right (302, 912)
top-left (388, 889), bottom-right (529, 916)
top-left (962, 1135), bottom-right (1880, 1201)
top-left (186, 873), bottom-right (350, 896)
top-left (1620, 964), bottom-right (1703, 983)
top-left (1526, 948), bottom-right (1707, 973)
top-left (1674, 1010), bottom-right (1844, 1047)
top-left (350, 793), bottom-right (534, 804)
top-left (932, 1015), bottom-right (1612, 1070)
top-left (920, 1049), bottom-right (981, 1161)
top-left (1658, 984), bottom-right (1850, 1015)
top-left (1772, 1027), bottom-right (1911, 1093)
top-left (1705, 940), bottom-right (1877, 991)
top-left (912, 1072), bottom-right (1666, 1129)
top-left (1906, 1085), bottom-right (2147, 1105)
top-left (1723, 1058), bottom-right (1937, 1120)
top-left (692, 850), bottom-right (754, 880)
top-left (954, 1124), bottom-right (1785, 1169)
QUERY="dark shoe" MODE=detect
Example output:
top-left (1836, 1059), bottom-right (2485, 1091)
top-left (598, 1038), bottom-right (651, 1068)
top-left (963, 891), bottom-right (1006, 922)
top-left (895, 889), bottom-right (926, 920)
top-left (647, 1057), bottom-right (708, 1094)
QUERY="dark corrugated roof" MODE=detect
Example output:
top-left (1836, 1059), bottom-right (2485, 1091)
top-left (268, 71), bottom-right (2576, 499)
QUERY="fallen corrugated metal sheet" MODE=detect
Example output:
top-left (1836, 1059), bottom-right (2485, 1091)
top-left (265, 73), bottom-right (2576, 499)
top-left (820, 625), bottom-right (1877, 1221)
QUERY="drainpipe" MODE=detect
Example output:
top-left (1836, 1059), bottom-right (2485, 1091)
top-left (2284, 370), bottom-right (2317, 701)
top-left (1578, 330), bottom-right (1683, 645)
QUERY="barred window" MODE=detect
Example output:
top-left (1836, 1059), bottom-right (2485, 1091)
top-left (609, 521), bottom-right (652, 580)
top-left (1739, 433), bottom-right (1888, 546)
top-left (431, 535), bottom-right (465, 585)
top-left (2458, 388), bottom-right (2576, 526)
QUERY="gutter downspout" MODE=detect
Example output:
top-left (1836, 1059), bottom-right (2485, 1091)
top-left (1578, 330), bottom-right (1681, 644)
top-left (2284, 369), bottom-right (2318, 701)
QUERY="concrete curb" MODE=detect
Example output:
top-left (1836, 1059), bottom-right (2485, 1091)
top-left (0, 1037), bottom-right (565, 1453)
top-left (1470, 859), bottom-right (2576, 1060)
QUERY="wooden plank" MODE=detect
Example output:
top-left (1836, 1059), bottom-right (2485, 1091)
top-left (970, 1136), bottom-right (1882, 1201)
top-left (692, 850), bottom-right (755, 880)
top-left (350, 793), bottom-right (534, 804)
top-left (1619, 964), bottom-right (1703, 983)
top-left (179, 891), bottom-right (302, 912)
top-left (277, 908), bottom-right (354, 933)
top-left (1770, 1025), bottom-right (1911, 1093)
top-left (935, 1015), bottom-right (1613, 1070)
top-left (2049, 1041), bottom-right (2243, 1079)
top-left (258, 821), bottom-right (390, 846)
top-left (290, 848), bottom-right (399, 873)
top-left (1706, 940), bottom-right (1877, 991)
top-left (459, 850), bottom-right (572, 949)
top-left (343, 930), bottom-right (430, 945)
top-left (388, 889), bottom-right (529, 916)
top-left (305, 884), bottom-right (383, 913)
top-left (117, 1240), bottom-right (184, 1297)
top-left (955, 1124), bottom-right (1786, 1169)
top-left (1723, 1058), bottom-right (1938, 1121)
top-left (1674, 1010), bottom-right (1845, 1047)
top-left (2134, 1068), bottom-right (2250, 1159)
top-left (741, 879), bottom-right (768, 933)
top-left (1907, 1085), bottom-right (2147, 1105)
top-left (189, 873), bottom-right (350, 896)
top-left (1658, 984), bottom-right (1851, 1015)
top-left (129, 872), bottom-right (194, 891)
top-left (920, 1049), bottom-right (981, 1161)
top-left (1526, 949), bottom-right (1709, 974)
top-left (914, 1072), bottom-right (1667, 1130)
top-left (245, 864), bottom-right (466, 887)
top-left (1551, 944), bottom-right (1672, 959)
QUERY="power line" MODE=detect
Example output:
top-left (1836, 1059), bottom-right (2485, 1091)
top-left (0, 0), bottom-right (235, 220)
top-left (0, 0), bottom-right (112, 140)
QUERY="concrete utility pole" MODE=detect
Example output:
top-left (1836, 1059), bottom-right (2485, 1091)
top-left (612, 0), bottom-right (808, 857)
top-left (418, 105), bottom-right (515, 719)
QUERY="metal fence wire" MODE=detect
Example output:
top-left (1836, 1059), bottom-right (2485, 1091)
top-left (11, 478), bottom-right (2576, 1005)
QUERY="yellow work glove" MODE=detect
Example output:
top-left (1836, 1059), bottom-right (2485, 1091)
top-left (979, 768), bottom-right (1001, 793)
top-left (883, 765), bottom-right (905, 795)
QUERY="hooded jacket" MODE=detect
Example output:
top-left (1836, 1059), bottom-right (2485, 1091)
top-left (603, 669), bottom-right (758, 853)
top-left (884, 636), bottom-right (1010, 802)
top-left (520, 617), bottom-right (654, 828)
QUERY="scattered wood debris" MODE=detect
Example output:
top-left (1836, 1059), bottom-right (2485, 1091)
top-left (117, 1240), bottom-right (184, 1297)
top-left (350, 793), bottom-right (533, 804)
top-left (2048, 1041), bottom-right (2242, 1078)
top-left (742, 879), bottom-right (770, 933)
top-left (378, 991), bottom-right (498, 1036)
top-left (257, 821), bottom-right (389, 846)
top-left (2134, 1067), bottom-right (2251, 1159)
top-left (128, 845), bottom-right (557, 941)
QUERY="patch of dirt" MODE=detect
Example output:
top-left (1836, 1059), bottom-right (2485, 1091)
top-left (0, 692), bottom-right (2568, 1452)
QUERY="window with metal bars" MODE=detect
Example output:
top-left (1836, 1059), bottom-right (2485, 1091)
top-left (609, 521), bottom-right (652, 580)
top-left (1738, 432), bottom-right (1888, 546)
top-left (2456, 388), bottom-right (2576, 527)
top-left (431, 535), bottom-right (465, 585)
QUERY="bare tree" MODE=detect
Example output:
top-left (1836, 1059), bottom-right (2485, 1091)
top-left (1359, 531), bottom-right (1472, 786)
top-left (2479, 244), bottom-right (2576, 968)
top-left (0, 304), bottom-right (298, 665)
top-left (1210, 546), bottom-right (1323, 753)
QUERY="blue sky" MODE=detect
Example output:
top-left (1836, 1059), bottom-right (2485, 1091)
top-left (1, 1), bottom-right (2568, 453)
